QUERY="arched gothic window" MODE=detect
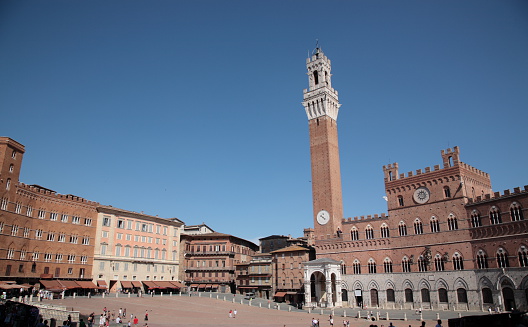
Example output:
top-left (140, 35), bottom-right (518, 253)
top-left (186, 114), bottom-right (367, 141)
top-left (353, 259), bottom-right (361, 274)
top-left (476, 249), bottom-right (488, 269)
top-left (430, 216), bottom-right (440, 233)
top-left (511, 202), bottom-right (524, 221)
top-left (399, 221), bottom-right (407, 236)
top-left (452, 252), bottom-right (464, 270)
top-left (350, 227), bottom-right (359, 241)
top-left (490, 206), bottom-right (502, 224)
top-left (444, 186), bottom-right (451, 198)
top-left (414, 218), bottom-right (424, 235)
top-left (496, 248), bottom-right (509, 268)
top-left (402, 256), bottom-right (411, 273)
top-left (518, 246), bottom-right (528, 267)
top-left (471, 210), bottom-right (481, 228)
top-left (367, 259), bottom-right (376, 274)
top-left (418, 256), bottom-right (428, 272)
top-left (383, 258), bottom-right (393, 273)
top-left (398, 195), bottom-right (404, 207)
top-left (447, 214), bottom-right (458, 230)
top-left (365, 225), bottom-right (374, 240)
top-left (380, 224), bottom-right (390, 238)
top-left (434, 254), bottom-right (444, 271)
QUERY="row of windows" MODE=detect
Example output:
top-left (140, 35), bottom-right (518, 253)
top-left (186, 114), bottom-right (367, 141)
top-left (103, 216), bottom-right (174, 236)
top-left (186, 244), bottom-right (254, 255)
top-left (349, 215), bottom-right (459, 240)
top-left (349, 204), bottom-right (524, 241)
top-left (189, 260), bottom-right (227, 268)
top-left (343, 247), bottom-right (528, 274)
top-left (0, 198), bottom-right (93, 226)
top-left (5, 249), bottom-right (87, 265)
top-left (99, 243), bottom-right (177, 261)
top-left (99, 261), bottom-right (171, 274)
top-left (470, 203), bottom-right (524, 227)
top-left (5, 264), bottom-right (85, 277)
top-left (102, 231), bottom-right (168, 245)
top-left (0, 223), bottom-right (91, 244)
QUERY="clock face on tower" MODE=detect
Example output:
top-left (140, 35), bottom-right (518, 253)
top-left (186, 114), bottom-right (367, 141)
top-left (316, 210), bottom-right (330, 225)
top-left (413, 187), bottom-right (431, 204)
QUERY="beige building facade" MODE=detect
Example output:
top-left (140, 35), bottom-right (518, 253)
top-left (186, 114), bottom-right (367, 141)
top-left (92, 206), bottom-right (184, 293)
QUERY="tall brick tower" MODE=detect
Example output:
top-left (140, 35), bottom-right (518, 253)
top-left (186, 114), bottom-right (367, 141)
top-left (302, 47), bottom-right (343, 240)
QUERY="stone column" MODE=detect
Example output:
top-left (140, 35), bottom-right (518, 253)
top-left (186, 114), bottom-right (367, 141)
top-left (326, 280), bottom-right (333, 308)
top-left (304, 281), bottom-right (312, 308)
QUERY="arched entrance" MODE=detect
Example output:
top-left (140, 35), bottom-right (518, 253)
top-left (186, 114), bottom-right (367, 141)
top-left (303, 258), bottom-right (343, 308)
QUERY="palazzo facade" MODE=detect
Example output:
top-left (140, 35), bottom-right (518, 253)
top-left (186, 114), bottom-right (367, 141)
top-left (300, 48), bottom-right (528, 311)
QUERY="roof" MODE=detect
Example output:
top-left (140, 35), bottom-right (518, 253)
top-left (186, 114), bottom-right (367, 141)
top-left (259, 235), bottom-right (289, 241)
top-left (269, 245), bottom-right (310, 254)
top-left (182, 232), bottom-right (258, 249)
top-left (97, 205), bottom-right (184, 226)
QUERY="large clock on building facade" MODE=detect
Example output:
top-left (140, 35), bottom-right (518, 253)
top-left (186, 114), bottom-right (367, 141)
top-left (413, 187), bottom-right (431, 204)
top-left (316, 210), bottom-right (330, 225)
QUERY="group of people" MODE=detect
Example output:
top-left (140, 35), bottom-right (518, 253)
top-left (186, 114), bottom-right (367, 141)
top-left (85, 306), bottom-right (150, 327)
top-left (311, 315), bottom-right (351, 327)
top-left (228, 309), bottom-right (237, 318)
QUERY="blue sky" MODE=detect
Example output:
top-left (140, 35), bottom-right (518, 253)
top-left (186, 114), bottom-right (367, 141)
top-left (1, 1), bottom-right (527, 244)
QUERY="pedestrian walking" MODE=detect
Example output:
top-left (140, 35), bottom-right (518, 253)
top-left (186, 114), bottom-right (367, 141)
top-left (229, 310), bottom-right (233, 318)
top-left (233, 309), bottom-right (237, 318)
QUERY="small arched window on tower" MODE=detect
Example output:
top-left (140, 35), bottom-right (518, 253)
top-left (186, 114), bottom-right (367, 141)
top-left (490, 206), bottom-right (502, 224)
top-left (496, 248), bottom-right (509, 268)
top-left (471, 210), bottom-right (481, 228)
top-left (313, 70), bottom-right (319, 85)
top-left (398, 221), bottom-right (407, 236)
top-left (444, 186), bottom-right (451, 198)
top-left (452, 252), bottom-right (464, 270)
top-left (476, 249), bottom-right (488, 269)
top-left (430, 216), bottom-right (440, 233)
top-left (510, 202), bottom-right (524, 221)
top-left (448, 156), bottom-right (454, 167)
top-left (324, 71), bottom-right (329, 85)
top-left (398, 195), bottom-right (404, 207)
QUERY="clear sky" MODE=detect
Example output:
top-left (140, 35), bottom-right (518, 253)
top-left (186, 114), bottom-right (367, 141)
top-left (1, 1), bottom-right (527, 244)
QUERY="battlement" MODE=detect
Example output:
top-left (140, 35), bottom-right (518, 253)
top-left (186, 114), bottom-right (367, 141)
top-left (459, 162), bottom-right (489, 178)
top-left (467, 185), bottom-right (528, 204)
top-left (383, 146), bottom-right (491, 183)
top-left (18, 183), bottom-right (99, 205)
top-left (343, 213), bottom-right (388, 222)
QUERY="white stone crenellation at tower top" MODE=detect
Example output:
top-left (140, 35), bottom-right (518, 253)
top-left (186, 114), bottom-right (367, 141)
top-left (302, 48), bottom-right (341, 121)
